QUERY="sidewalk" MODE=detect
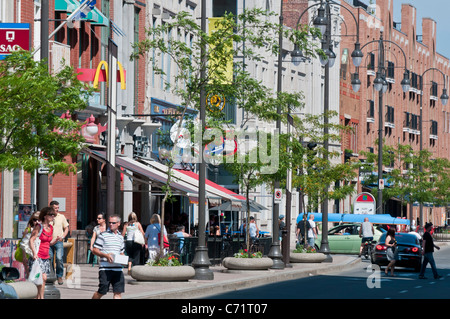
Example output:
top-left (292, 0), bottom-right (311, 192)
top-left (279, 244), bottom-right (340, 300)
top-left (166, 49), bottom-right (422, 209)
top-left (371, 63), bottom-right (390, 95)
top-left (57, 255), bottom-right (360, 299)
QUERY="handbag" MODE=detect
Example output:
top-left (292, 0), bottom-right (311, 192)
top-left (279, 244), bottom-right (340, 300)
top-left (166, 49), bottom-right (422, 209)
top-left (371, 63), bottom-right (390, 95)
top-left (134, 230), bottom-right (145, 245)
top-left (14, 243), bottom-right (24, 262)
top-left (158, 233), bottom-right (170, 249)
top-left (28, 259), bottom-right (43, 285)
top-left (156, 224), bottom-right (170, 248)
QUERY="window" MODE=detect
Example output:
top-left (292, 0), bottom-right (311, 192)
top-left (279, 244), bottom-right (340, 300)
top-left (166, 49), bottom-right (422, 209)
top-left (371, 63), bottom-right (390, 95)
top-left (385, 106), bottom-right (394, 124)
top-left (431, 121), bottom-right (438, 136)
top-left (387, 61), bottom-right (395, 79)
top-left (212, 0), bottom-right (237, 17)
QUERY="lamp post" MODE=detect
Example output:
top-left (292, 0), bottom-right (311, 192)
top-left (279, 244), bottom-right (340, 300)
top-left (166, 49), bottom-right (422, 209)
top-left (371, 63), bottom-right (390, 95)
top-left (352, 32), bottom-right (411, 215)
top-left (291, 0), bottom-right (361, 262)
top-left (268, 0), bottom-right (285, 269)
top-left (191, 0), bottom-right (214, 280)
top-left (419, 69), bottom-right (448, 227)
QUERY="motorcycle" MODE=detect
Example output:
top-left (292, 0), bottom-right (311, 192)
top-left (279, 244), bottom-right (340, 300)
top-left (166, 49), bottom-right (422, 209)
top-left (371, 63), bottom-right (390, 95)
top-left (0, 266), bottom-right (19, 299)
top-left (361, 240), bottom-right (376, 260)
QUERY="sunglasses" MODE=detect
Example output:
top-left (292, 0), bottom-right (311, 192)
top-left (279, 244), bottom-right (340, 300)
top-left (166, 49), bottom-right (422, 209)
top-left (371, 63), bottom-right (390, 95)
top-left (109, 222), bottom-right (118, 224)
top-left (47, 213), bottom-right (56, 217)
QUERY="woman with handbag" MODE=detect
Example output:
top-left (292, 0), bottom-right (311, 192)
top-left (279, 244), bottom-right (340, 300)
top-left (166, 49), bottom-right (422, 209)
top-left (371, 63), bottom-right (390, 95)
top-left (17, 212), bottom-right (40, 277)
top-left (144, 214), bottom-right (168, 262)
top-left (122, 212), bottom-right (145, 275)
top-left (385, 228), bottom-right (398, 277)
top-left (29, 207), bottom-right (61, 299)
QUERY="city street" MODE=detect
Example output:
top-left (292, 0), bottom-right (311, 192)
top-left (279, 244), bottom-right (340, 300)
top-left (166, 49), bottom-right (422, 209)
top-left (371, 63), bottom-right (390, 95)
top-left (206, 246), bottom-right (450, 299)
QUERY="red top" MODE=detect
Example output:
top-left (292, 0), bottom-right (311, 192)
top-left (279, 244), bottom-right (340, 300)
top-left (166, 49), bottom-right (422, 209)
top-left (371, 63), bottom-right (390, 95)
top-left (37, 224), bottom-right (53, 259)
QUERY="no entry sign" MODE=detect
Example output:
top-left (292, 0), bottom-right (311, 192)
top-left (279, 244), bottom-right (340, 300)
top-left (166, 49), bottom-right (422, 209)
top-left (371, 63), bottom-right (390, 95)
top-left (0, 23), bottom-right (30, 60)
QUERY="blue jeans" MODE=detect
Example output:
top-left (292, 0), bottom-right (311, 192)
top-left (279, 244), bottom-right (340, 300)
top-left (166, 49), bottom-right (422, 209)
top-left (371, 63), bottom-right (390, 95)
top-left (49, 241), bottom-right (64, 279)
top-left (419, 252), bottom-right (439, 278)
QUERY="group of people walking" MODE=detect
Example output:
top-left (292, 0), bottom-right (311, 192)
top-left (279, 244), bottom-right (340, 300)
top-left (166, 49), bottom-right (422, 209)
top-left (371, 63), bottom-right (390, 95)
top-left (17, 201), bottom-right (68, 299)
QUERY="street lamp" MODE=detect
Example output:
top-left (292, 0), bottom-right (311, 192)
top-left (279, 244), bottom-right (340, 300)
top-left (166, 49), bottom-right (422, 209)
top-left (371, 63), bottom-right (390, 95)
top-left (418, 68), bottom-right (448, 227)
top-left (353, 32), bottom-right (410, 214)
top-left (289, 0), bottom-right (361, 262)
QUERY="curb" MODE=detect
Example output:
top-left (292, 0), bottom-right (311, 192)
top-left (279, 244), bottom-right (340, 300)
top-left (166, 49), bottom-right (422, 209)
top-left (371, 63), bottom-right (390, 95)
top-left (124, 257), bottom-right (361, 299)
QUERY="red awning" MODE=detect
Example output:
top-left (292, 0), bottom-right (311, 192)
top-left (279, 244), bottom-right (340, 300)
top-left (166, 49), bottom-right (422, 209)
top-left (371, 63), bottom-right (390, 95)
top-left (175, 169), bottom-right (246, 202)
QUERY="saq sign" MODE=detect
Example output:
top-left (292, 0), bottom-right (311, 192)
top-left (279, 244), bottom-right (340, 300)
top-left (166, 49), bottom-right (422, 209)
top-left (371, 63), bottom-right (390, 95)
top-left (0, 23), bottom-right (30, 60)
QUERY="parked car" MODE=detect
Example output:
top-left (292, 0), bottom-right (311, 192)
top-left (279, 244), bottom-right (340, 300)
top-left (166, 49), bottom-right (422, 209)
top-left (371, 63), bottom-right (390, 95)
top-left (371, 232), bottom-right (422, 272)
top-left (315, 223), bottom-right (385, 254)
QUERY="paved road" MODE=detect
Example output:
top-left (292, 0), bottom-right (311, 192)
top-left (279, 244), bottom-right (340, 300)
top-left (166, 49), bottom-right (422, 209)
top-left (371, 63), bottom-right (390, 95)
top-left (205, 247), bottom-right (450, 299)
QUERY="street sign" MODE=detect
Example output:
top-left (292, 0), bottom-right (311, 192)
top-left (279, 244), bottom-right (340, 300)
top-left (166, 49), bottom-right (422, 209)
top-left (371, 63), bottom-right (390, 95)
top-left (274, 188), bottom-right (282, 204)
top-left (0, 23), bottom-right (30, 60)
top-left (353, 192), bottom-right (376, 214)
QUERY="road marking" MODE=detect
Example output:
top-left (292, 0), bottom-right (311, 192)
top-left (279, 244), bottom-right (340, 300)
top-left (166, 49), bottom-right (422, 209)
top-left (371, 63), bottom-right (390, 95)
top-left (399, 290), bottom-right (408, 294)
top-left (414, 286), bottom-right (422, 289)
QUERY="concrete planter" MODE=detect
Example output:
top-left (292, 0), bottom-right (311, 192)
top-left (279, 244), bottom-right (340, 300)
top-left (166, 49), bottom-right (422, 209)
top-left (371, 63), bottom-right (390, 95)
top-left (6, 282), bottom-right (38, 299)
top-left (130, 265), bottom-right (195, 282)
top-left (290, 252), bottom-right (326, 263)
top-left (222, 257), bottom-right (273, 271)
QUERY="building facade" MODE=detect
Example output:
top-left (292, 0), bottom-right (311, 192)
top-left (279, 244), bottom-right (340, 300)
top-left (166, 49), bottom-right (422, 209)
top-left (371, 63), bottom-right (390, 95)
top-left (340, 0), bottom-right (450, 226)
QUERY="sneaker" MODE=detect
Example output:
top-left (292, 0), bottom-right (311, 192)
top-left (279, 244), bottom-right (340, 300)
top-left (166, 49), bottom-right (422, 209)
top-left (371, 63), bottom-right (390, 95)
top-left (434, 275), bottom-right (443, 280)
top-left (57, 277), bottom-right (64, 285)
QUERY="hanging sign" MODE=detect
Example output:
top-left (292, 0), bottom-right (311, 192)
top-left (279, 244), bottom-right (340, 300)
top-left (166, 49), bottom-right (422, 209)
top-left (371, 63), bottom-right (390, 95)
top-left (0, 23), bottom-right (30, 60)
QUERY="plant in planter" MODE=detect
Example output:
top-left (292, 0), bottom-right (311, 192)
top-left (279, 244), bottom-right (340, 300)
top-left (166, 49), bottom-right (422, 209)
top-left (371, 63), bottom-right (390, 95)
top-left (293, 244), bottom-right (317, 254)
top-left (234, 249), bottom-right (263, 259)
top-left (146, 253), bottom-right (183, 267)
top-left (290, 245), bottom-right (326, 264)
top-left (131, 253), bottom-right (195, 282)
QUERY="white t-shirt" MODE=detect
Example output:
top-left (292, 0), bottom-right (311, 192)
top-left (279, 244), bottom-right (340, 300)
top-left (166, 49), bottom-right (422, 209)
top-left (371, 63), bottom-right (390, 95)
top-left (307, 220), bottom-right (316, 238)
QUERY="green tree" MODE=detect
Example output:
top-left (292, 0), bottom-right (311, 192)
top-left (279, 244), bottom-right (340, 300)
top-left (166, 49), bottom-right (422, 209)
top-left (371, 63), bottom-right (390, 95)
top-left (360, 143), bottom-right (450, 222)
top-left (131, 9), bottom-right (323, 256)
top-left (0, 51), bottom-right (91, 174)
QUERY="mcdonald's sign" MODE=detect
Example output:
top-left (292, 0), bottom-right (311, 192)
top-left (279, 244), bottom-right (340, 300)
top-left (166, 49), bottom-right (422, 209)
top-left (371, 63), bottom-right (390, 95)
top-left (76, 60), bottom-right (126, 89)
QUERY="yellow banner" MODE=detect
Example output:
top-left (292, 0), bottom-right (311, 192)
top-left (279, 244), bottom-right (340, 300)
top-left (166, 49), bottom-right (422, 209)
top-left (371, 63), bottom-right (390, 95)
top-left (208, 17), bottom-right (233, 84)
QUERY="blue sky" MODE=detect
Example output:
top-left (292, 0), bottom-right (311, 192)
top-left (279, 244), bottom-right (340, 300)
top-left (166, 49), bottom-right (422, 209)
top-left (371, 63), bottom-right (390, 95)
top-left (392, 0), bottom-right (450, 58)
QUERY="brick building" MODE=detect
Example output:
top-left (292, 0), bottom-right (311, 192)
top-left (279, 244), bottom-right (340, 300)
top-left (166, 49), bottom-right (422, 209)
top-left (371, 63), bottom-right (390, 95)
top-left (0, 0), bottom-right (147, 238)
top-left (339, 0), bottom-right (450, 226)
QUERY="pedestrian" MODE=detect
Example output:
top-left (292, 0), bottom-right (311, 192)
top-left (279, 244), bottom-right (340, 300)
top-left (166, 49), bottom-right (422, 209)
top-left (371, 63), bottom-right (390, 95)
top-left (28, 207), bottom-right (61, 299)
top-left (419, 222), bottom-right (442, 280)
top-left (122, 212), bottom-right (145, 275)
top-left (296, 214), bottom-right (310, 246)
top-left (144, 214), bottom-right (168, 262)
top-left (92, 215), bottom-right (126, 299)
top-left (90, 213), bottom-right (107, 252)
top-left (48, 200), bottom-right (69, 285)
top-left (307, 214), bottom-right (317, 248)
top-left (19, 212), bottom-right (40, 277)
top-left (247, 216), bottom-right (259, 243)
top-left (385, 228), bottom-right (398, 276)
top-left (174, 225), bottom-right (192, 252)
top-left (279, 215), bottom-right (286, 242)
top-left (359, 217), bottom-right (374, 257)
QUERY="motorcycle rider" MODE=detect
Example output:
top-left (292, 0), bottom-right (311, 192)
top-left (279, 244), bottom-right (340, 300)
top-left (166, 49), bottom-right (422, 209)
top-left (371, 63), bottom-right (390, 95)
top-left (359, 218), bottom-right (374, 257)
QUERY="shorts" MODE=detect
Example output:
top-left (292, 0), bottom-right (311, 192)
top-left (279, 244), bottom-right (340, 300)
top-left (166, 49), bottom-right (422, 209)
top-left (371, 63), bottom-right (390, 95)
top-left (97, 270), bottom-right (125, 295)
top-left (29, 258), bottom-right (51, 275)
top-left (361, 237), bottom-right (373, 243)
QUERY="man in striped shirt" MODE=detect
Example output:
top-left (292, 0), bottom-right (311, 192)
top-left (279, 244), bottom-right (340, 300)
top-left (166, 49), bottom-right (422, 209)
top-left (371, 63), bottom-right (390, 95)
top-left (92, 215), bottom-right (126, 299)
